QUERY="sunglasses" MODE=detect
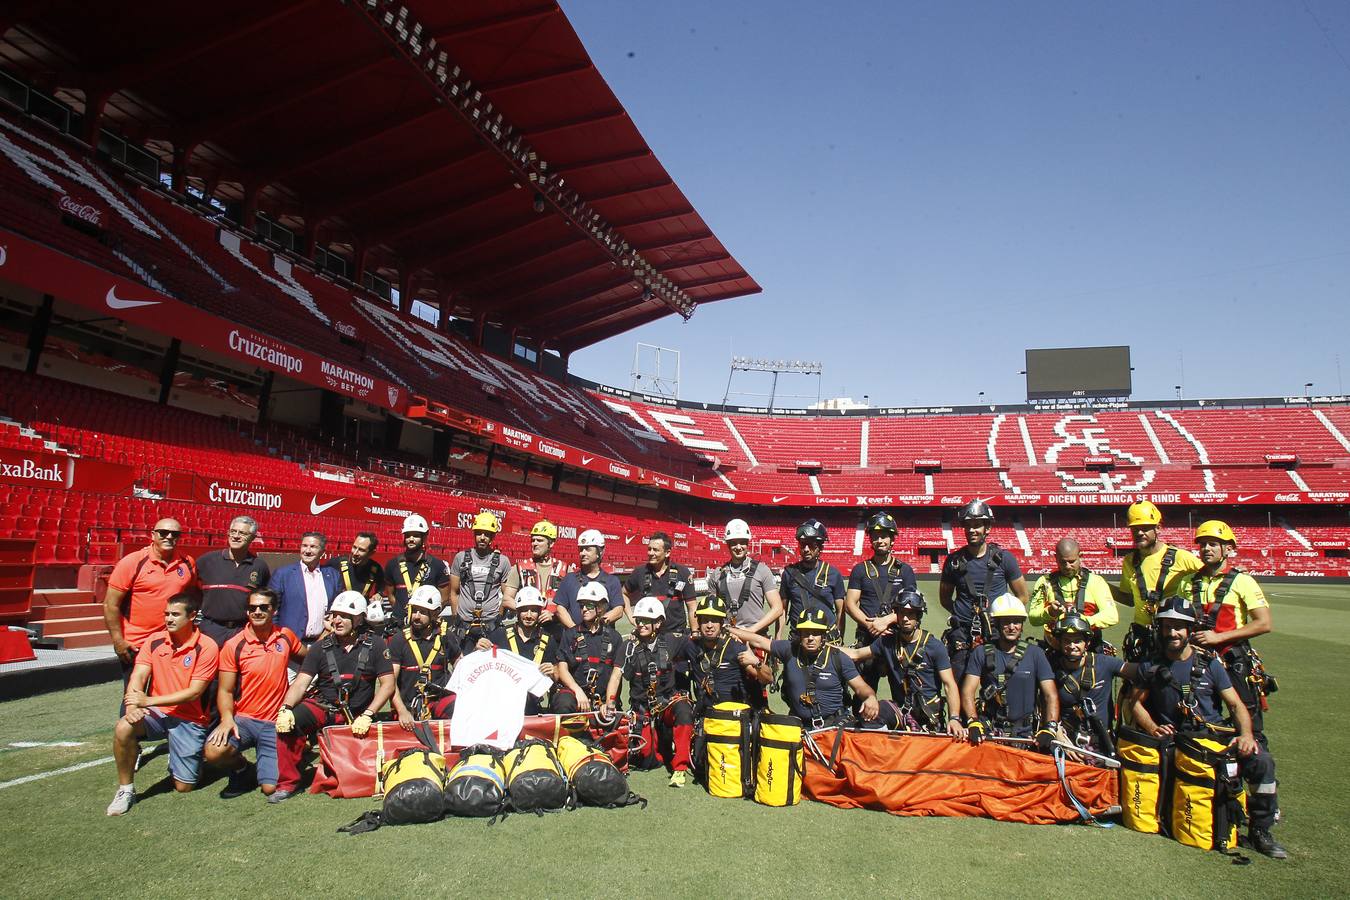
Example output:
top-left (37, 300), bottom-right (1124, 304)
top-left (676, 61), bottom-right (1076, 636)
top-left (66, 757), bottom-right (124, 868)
top-left (247, 604), bottom-right (272, 612)
top-left (154, 529), bottom-right (182, 538)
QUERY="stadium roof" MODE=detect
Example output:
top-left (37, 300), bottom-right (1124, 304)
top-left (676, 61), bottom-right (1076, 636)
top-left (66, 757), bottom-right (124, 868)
top-left (0, 0), bottom-right (759, 352)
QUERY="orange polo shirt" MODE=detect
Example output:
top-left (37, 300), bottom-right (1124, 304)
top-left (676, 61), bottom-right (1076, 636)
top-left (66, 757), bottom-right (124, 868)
top-left (220, 625), bottom-right (302, 721)
top-left (109, 546), bottom-right (198, 647)
top-left (134, 627), bottom-right (219, 725)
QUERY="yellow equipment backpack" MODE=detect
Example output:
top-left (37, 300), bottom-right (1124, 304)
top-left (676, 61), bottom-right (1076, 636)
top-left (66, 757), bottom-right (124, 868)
top-left (380, 748), bottom-right (448, 825)
top-left (753, 713), bottom-right (804, 807)
top-left (502, 738), bottom-right (572, 817)
top-left (1170, 734), bottom-right (1248, 852)
top-left (697, 701), bottom-right (756, 799)
top-left (445, 744), bottom-right (507, 818)
top-left (556, 735), bottom-right (646, 809)
top-left (1117, 725), bottom-right (1170, 834)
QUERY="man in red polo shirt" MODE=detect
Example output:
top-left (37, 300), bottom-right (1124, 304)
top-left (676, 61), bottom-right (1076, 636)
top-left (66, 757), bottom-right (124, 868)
top-left (103, 518), bottom-right (198, 680)
top-left (107, 593), bottom-right (218, 816)
top-left (205, 587), bottom-right (304, 798)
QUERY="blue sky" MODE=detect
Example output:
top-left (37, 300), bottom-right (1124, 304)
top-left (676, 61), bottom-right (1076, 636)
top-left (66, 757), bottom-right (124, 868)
top-left (564, 1), bottom-right (1350, 407)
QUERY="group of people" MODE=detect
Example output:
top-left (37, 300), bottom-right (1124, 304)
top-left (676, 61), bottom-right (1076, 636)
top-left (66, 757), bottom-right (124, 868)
top-left (99, 500), bottom-right (1288, 858)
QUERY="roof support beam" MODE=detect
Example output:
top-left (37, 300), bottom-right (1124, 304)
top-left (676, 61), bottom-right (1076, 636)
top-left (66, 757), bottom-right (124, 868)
top-left (372, 182), bottom-right (517, 244)
top-left (553, 306), bottom-right (668, 351)
top-left (630, 230), bottom-right (714, 253)
top-left (524, 109), bottom-right (627, 139)
top-left (412, 215), bottom-right (555, 270)
top-left (555, 149), bottom-right (652, 174)
top-left (313, 146), bottom-right (489, 219)
top-left (656, 251), bottom-right (731, 271)
top-left (584, 179), bottom-right (673, 204)
top-left (609, 207), bottom-right (695, 229)
top-left (454, 235), bottom-right (589, 287)
top-left (261, 105), bottom-right (442, 181)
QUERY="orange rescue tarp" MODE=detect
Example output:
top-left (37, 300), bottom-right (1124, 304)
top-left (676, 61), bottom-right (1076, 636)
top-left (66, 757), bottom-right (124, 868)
top-left (804, 729), bottom-right (1118, 824)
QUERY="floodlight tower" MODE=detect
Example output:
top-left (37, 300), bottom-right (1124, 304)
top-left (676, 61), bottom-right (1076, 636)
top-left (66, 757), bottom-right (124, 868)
top-left (722, 357), bottom-right (824, 409)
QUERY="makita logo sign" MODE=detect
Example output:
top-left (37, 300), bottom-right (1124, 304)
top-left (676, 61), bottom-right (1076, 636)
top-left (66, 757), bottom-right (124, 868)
top-left (502, 426), bottom-right (533, 446)
top-left (1, 457), bottom-right (64, 483)
top-left (712, 489), bottom-right (736, 500)
top-left (228, 330), bottom-right (302, 373)
top-left (608, 463), bottom-right (632, 477)
top-left (538, 441), bottom-right (566, 460)
top-left (208, 482), bottom-right (282, 510)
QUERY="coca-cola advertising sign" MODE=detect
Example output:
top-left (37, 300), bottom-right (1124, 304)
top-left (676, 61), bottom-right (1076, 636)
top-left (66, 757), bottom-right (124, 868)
top-left (57, 194), bottom-right (103, 227)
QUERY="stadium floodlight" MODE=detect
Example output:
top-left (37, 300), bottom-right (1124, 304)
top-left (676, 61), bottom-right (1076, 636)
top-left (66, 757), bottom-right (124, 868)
top-left (730, 357), bottom-right (822, 375)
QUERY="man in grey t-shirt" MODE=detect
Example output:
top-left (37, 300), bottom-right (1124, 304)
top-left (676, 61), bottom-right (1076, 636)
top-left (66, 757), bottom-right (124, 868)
top-left (708, 518), bottom-right (783, 636)
top-left (445, 512), bottom-right (512, 646)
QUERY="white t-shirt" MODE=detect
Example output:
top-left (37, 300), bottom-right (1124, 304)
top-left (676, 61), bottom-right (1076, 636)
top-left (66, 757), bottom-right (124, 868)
top-left (447, 647), bottom-right (552, 750)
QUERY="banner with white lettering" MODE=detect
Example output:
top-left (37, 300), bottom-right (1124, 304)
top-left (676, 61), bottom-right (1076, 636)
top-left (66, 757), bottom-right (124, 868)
top-left (163, 472), bottom-right (425, 520)
top-left (0, 447), bottom-right (135, 493)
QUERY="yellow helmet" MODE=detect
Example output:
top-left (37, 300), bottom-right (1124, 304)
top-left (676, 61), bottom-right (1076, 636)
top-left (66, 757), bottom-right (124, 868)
top-left (1126, 501), bottom-right (1162, 528)
top-left (530, 520), bottom-right (558, 541)
top-left (471, 511), bottom-right (501, 534)
top-left (1194, 520), bottom-right (1237, 546)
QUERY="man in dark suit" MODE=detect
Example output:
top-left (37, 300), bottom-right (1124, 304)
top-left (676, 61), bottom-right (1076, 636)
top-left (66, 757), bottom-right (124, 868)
top-left (273, 532), bottom-right (340, 648)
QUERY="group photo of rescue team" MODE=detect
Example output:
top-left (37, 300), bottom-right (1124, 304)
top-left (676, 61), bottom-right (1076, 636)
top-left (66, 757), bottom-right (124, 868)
top-left (102, 497), bottom-right (1286, 857)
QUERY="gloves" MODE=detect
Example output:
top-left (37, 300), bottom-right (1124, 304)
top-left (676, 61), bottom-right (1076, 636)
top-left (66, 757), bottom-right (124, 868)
top-left (1035, 724), bottom-right (1058, 753)
top-left (968, 719), bottom-right (987, 746)
top-left (275, 706), bottom-right (295, 734)
top-left (351, 713), bottom-right (374, 737)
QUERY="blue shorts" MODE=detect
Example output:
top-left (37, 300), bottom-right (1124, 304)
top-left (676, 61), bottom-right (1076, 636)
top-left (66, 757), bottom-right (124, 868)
top-left (141, 709), bottom-right (208, 785)
top-left (227, 715), bottom-right (279, 787)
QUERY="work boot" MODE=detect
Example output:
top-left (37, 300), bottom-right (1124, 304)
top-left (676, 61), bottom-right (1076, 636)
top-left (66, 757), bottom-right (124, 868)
top-left (1249, 828), bottom-right (1288, 860)
top-left (219, 763), bottom-right (257, 799)
top-left (668, 770), bottom-right (687, 788)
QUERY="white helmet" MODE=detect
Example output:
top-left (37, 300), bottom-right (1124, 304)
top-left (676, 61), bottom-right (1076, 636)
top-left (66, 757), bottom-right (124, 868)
top-left (402, 514), bottom-right (430, 534)
top-left (363, 598), bottom-right (387, 626)
top-left (633, 597), bottom-right (666, 621)
top-left (724, 518), bottom-right (752, 542)
top-left (514, 586), bottom-right (545, 610)
top-left (577, 582), bottom-right (609, 606)
top-left (578, 529), bottom-right (606, 548)
top-left (330, 590), bottom-right (367, 617)
top-left (989, 593), bottom-right (1028, 619)
top-left (408, 584), bottom-right (443, 613)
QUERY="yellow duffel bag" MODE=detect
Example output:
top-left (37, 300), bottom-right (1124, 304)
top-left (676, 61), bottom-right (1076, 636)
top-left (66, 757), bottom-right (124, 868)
top-left (445, 744), bottom-right (506, 818)
top-left (753, 713), bottom-right (804, 807)
top-left (1117, 725), bottom-right (1170, 834)
top-left (1170, 734), bottom-right (1247, 852)
top-left (380, 748), bottom-right (449, 825)
top-left (700, 702), bottom-right (755, 799)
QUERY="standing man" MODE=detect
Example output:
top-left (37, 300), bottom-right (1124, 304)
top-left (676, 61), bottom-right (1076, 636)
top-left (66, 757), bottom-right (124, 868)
top-left (1027, 538), bottom-right (1118, 650)
top-left (388, 585), bottom-right (459, 725)
top-left (556, 582), bottom-right (626, 713)
top-left (778, 519), bottom-right (846, 633)
top-left (1126, 596), bottom-right (1286, 859)
top-left (107, 593), bottom-right (217, 816)
top-left (840, 590), bottom-right (965, 738)
top-left (391, 514), bottom-right (452, 627)
top-left (960, 593), bottom-right (1059, 749)
top-left (554, 529), bottom-right (625, 627)
top-left (1115, 501), bottom-right (1202, 661)
top-left (502, 520), bottom-right (573, 628)
top-left (196, 515), bottom-right (270, 647)
top-left (205, 587), bottom-right (303, 799)
top-left (273, 532), bottom-right (340, 649)
top-left (623, 532), bottom-right (696, 635)
top-left (844, 511), bottom-right (918, 687)
top-left (273, 591), bottom-right (395, 803)
top-left (326, 531), bottom-right (386, 607)
top-left (103, 517), bottom-right (198, 690)
top-left (708, 519), bottom-right (783, 638)
top-left (939, 501), bottom-right (1029, 676)
top-left (1182, 520), bottom-right (1276, 743)
top-left (447, 511), bottom-right (510, 647)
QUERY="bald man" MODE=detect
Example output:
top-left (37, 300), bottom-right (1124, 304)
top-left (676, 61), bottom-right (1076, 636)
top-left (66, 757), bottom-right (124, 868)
top-left (1027, 539), bottom-right (1118, 650)
top-left (104, 517), bottom-right (199, 691)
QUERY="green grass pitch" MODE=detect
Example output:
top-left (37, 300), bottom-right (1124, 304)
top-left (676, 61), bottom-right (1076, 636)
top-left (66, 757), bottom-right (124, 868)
top-left (2, 579), bottom-right (1346, 898)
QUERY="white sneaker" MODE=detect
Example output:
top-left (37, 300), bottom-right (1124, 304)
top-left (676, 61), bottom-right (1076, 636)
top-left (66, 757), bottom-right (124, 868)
top-left (106, 786), bottom-right (136, 816)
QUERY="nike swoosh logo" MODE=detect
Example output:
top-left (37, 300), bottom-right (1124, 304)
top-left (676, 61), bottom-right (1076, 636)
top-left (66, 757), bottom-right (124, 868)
top-left (581, 455), bottom-right (595, 464)
top-left (106, 285), bottom-right (161, 310)
top-left (310, 497), bottom-right (343, 514)
top-left (772, 496), bottom-right (789, 503)
top-left (1237, 494), bottom-right (1259, 502)
top-left (625, 535), bottom-right (637, 544)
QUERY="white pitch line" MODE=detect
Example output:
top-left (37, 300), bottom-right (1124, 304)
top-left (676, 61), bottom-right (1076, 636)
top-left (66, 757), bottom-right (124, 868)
top-left (8, 741), bottom-right (87, 748)
top-left (0, 756), bottom-right (113, 790)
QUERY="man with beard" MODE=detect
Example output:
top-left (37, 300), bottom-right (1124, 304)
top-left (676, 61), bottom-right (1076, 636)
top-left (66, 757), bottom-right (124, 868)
top-left (960, 593), bottom-right (1059, 749)
top-left (326, 531), bottom-right (386, 608)
top-left (554, 529), bottom-right (625, 627)
top-left (273, 591), bottom-right (394, 803)
top-left (939, 501), bottom-right (1028, 676)
top-left (682, 596), bottom-right (771, 713)
top-left (602, 598), bottom-right (696, 787)
top-left (503, 520), bottom-right (574, 628)
top-left (623, 532), bottom-right (696, 635)
top-left (839, 590), bottom-right (965, 738)
top-left (844, 511), bottom-right (918, 688)
top-left (1028, 538), bottom-right (1118, 651)
top-left (1115, 501), bottom-right (1202, 661)
top-left (1047, 613), bottom-right (1146, 754)
top-left (389, 514), bottom-right (451, 628)
top-left (1126, 596), bottom-right (1286, 859)
top-left (389, 585), bottom-right (459, 724)
top-left (478, 587), bottom-right (566, 714)
top-left (733, 609), bottom-right (879, 728)
top-left (448, 512), bottom-right (511, 649)
top-left (557, 582), bottom-right (626, 712)
top-left (778, 519), bottom-right (846, 635)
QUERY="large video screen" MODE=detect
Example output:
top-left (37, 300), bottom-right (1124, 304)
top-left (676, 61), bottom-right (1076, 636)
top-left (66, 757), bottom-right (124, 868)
top-left (1025, 346), bottom-right (1131, 399)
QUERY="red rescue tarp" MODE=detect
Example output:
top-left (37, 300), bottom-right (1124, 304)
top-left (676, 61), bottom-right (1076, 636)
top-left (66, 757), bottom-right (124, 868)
top-left (804, 730), bottom-right (1118, 825)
